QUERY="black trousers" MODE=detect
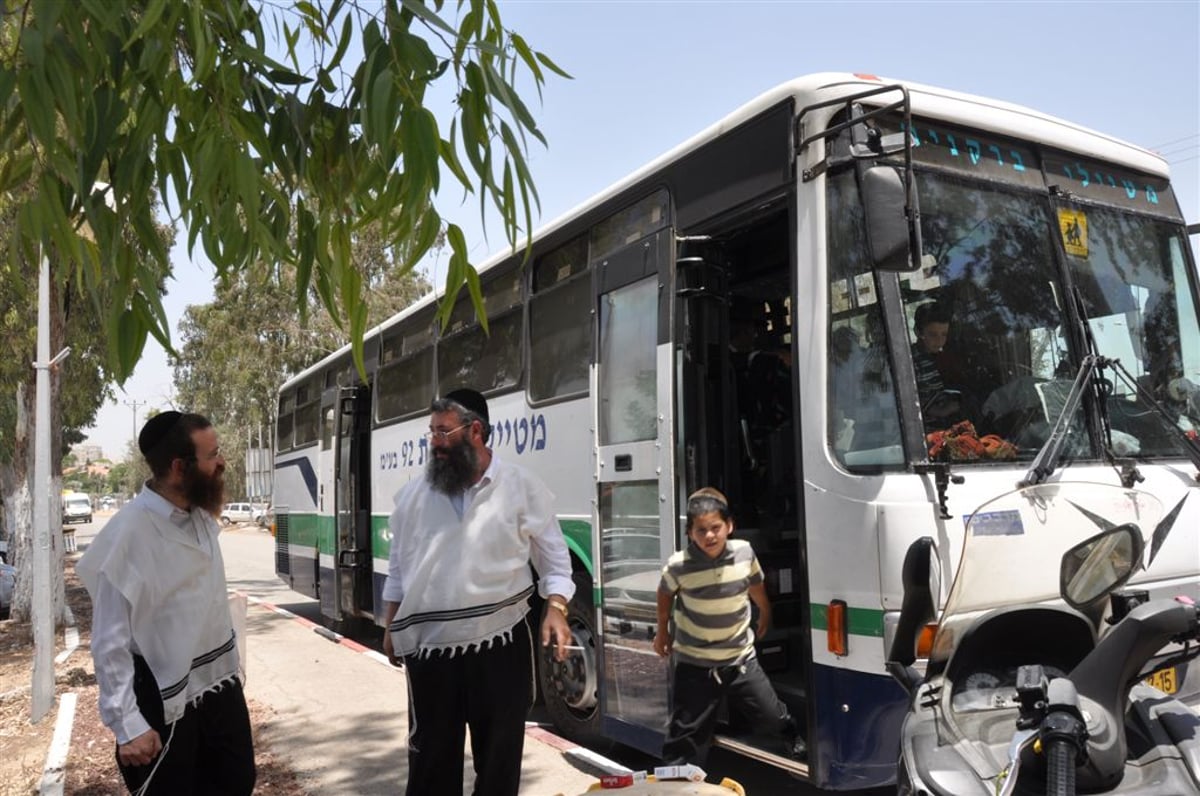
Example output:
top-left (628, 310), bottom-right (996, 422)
top-left (118, 655), bottom-right (255, 796)
top-left (403, 618), bottom-right (534, 796)
top-left (662, 657), bottom-right (793, 767)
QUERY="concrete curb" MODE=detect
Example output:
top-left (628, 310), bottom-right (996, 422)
top-left (39, 692), bottom-right (77, 795)
top-left (231, 590), bottom-right (631, 777)
top-left (53, 626), bottom-right (79, 665)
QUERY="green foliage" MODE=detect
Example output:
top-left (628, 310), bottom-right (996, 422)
top-left (171, 220), bottom-right (430, 496)
top-left (0, 0), bottom-right (566, 385)
top-left (109, 440), bottom-right (150, 496)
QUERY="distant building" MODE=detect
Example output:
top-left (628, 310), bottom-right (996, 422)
top-left (70, 442), bottom-right (105, 464)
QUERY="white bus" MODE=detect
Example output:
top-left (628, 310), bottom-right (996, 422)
top-left (273, 72), bottom-right (1200, 789)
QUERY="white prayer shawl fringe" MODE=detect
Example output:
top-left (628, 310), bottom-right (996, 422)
top-left (188, 672), bottom-right (239, 709)
top-left (411, 626), bottom-right (515, 660)
top-left (388, 585), bottom-right (534, 659)
top-left (77, 492), bottom-right (241, 726)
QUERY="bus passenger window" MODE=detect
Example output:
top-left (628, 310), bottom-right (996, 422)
top-left (529, 274), bottom-right (590, 401)
top-left (276, 392), bottom-right (294, 452)
top-left (377, 348), bottom-right (434, 422)
top-left (530, 235), bottom-right (590, 402)
top-left (826, 170), bottom-right (904, 469)
top-left (437, 312), bottom-right (521, 395)
top-left (828, 315), bottom-right (902, 465)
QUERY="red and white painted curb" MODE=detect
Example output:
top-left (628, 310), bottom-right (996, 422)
top-left (233, 590), bottom-right (630, 777)
top-left (234, 591), bottom-right (393, 667)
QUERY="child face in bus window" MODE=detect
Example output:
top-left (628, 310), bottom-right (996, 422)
top-left (688, 511), bottom-right (734, 559)
top-left (917, 321), bottom-right (950, 354)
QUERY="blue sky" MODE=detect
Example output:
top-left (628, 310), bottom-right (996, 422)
top-left (82, 0), bottom-right (1199, 460)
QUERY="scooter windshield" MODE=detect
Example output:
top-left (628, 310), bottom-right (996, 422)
top-left (929, 482), bottom-right (1163, 668)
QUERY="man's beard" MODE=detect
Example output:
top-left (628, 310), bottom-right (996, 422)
top-left (185, 465), bottom-right (226, 516)
top-left (427, 438), bottom-right (478, 494)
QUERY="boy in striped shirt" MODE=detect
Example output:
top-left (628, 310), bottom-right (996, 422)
top-left (653, 488), bottom-right (804, 766)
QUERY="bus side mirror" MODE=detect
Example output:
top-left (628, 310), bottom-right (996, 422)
top-left (887, 536), bottom-right (938, 694)
top-left (861, 165), bottom-right (923, 272)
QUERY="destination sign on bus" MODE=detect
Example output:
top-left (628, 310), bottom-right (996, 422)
top-left (892, 119), bottom-right (1178, 216)
top-left (898, 119), bottom-right (1043, 188)
top-left (1043, 151), bottom-right (1179, 218)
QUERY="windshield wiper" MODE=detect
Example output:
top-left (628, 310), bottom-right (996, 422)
top-left (1019, 353), bottom-right (1098, 487)
top-left (1024, 285), bottom-right (1200, 487)
top-left (1023, 352), bottom-right (1200, 488)
top-left (1102, 358), bottom-right (1200, 481)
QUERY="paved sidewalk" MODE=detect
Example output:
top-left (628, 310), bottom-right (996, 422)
top-left (240, 598), bottom-right (605, 795)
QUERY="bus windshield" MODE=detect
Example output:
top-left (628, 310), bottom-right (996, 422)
top-left (828, 110), bottom-right (1199, 472)
top-left (902, 173), bottom-right (1200, 463)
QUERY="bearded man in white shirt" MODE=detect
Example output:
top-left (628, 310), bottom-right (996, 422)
top-left (78, 411), bottom-right (254, 795)
top-left (382, 388), bottom-right (575, 796)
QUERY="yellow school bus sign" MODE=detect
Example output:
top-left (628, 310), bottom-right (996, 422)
top-left (1058, 209), bottom-right (1088, 257)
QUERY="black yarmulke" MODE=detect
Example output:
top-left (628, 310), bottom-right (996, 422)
top-left (138, 411), bottom-right (182, 456)
top-left (443, 388), bottom-right (489, 426)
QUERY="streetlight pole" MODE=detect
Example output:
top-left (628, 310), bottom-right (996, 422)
top-left (31, 248), bottom-right (71, 722)
top-left (124, 399), bottom-right (146, 456)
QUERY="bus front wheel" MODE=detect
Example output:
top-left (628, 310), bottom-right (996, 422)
top-left (538, 572), bottom-right (604, 747)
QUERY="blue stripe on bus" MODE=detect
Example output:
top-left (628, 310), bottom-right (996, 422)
top-left (810, 662), bottom-right (906, 790)
top-left (276, 458), bottom-right (318, 505)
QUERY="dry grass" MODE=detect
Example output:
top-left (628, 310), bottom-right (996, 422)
top-left (0, 561), bottom-right (309, 794)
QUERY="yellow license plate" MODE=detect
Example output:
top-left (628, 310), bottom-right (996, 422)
top-left (1144, 667), bottom-right (1178, 694)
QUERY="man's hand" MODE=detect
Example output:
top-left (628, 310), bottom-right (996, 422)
top-left (383, 630), bottom-right (403, 668)
top-left (653, 629), bottom-right (672, 658)
top-left (381, 600), bottom-right (403, 667)
top-left (540, 600), bottom-right (572, 662)
top-left (118, 728), bottom-right (163, 767)
top-left (756, 614), bottom-right (770, 639)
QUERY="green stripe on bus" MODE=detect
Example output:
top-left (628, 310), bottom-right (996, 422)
top-left (284, 513), bottom-right (321, 548)
top-left (372, 514), bottom-right (389, 558)
top-left (810, 603), bottom-right (885, 637)
top-left (559, 519), bottom-right (593, 576)
top-left (366, 514), bottom-right (592, 570)
top-left (317, 515), bottom-right (336, 555)
top-left (277, 513), bottom-right (335, 554)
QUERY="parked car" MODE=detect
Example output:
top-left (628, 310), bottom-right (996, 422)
top-left (62, 493), bottom-right (92, 526)
top-left (253, 504), bottom-right (273, 528)
top-left (0, 560), bottom-right (15, 619)
top-left (220, 502), bottom-right (256, 525)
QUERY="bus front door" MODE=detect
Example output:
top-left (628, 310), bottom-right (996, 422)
top-left (332, 385), bottom-right (373, 626)
top-left (592, 228), bottom-right (678, 754)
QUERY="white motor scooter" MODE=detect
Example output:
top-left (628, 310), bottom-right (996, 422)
top-left (887, 482), bottom-right (1200, 796)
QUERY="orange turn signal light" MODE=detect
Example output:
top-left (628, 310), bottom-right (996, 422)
top-left (827, 600), bottom-right (848, 656)
top-left (917, 623), bottom-right (938, 658)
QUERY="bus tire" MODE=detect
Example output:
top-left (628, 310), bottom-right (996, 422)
top-left (538, 571), bottom-right (605, 747)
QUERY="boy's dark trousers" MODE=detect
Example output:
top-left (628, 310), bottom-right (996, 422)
top-left (402, 618), bottom-right (534, 796)
top-left (662, 657), bottom-right (794, 767)
top-left (118, 654), bottom-right (255, 795)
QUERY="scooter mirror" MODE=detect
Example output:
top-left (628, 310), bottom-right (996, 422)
top-left (1060, 523), bottom-right (1144, 609)
top-left (888, 536), bottom-right (938, 669)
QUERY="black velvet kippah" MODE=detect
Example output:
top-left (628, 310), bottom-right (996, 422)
top-left (443, 388), bottom-right (489, 426)
top-left (138, 410), bottom-right (183, 456)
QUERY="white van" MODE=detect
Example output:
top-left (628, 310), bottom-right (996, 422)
top-left (221, 502), bottom-right (255, 525)
top-left (62, 494), bottom-right (92, 525)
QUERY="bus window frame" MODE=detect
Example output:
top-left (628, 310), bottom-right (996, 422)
top-left (375, 308), bottom-right (438, 426)
top-left (436, 264), bottom-right (527, 398)
top-left (276, 390), bottom-right (295, 453)
top-left (527, 267), bottom-right (592, 407)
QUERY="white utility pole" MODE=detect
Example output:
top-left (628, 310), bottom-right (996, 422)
top-left (32, 248), bottom-right (70, 722)
top-left (124, 398), bottom-right (146, 455)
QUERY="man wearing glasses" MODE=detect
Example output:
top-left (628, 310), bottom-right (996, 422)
top-left (381, 388), bottom-right (574, 796)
